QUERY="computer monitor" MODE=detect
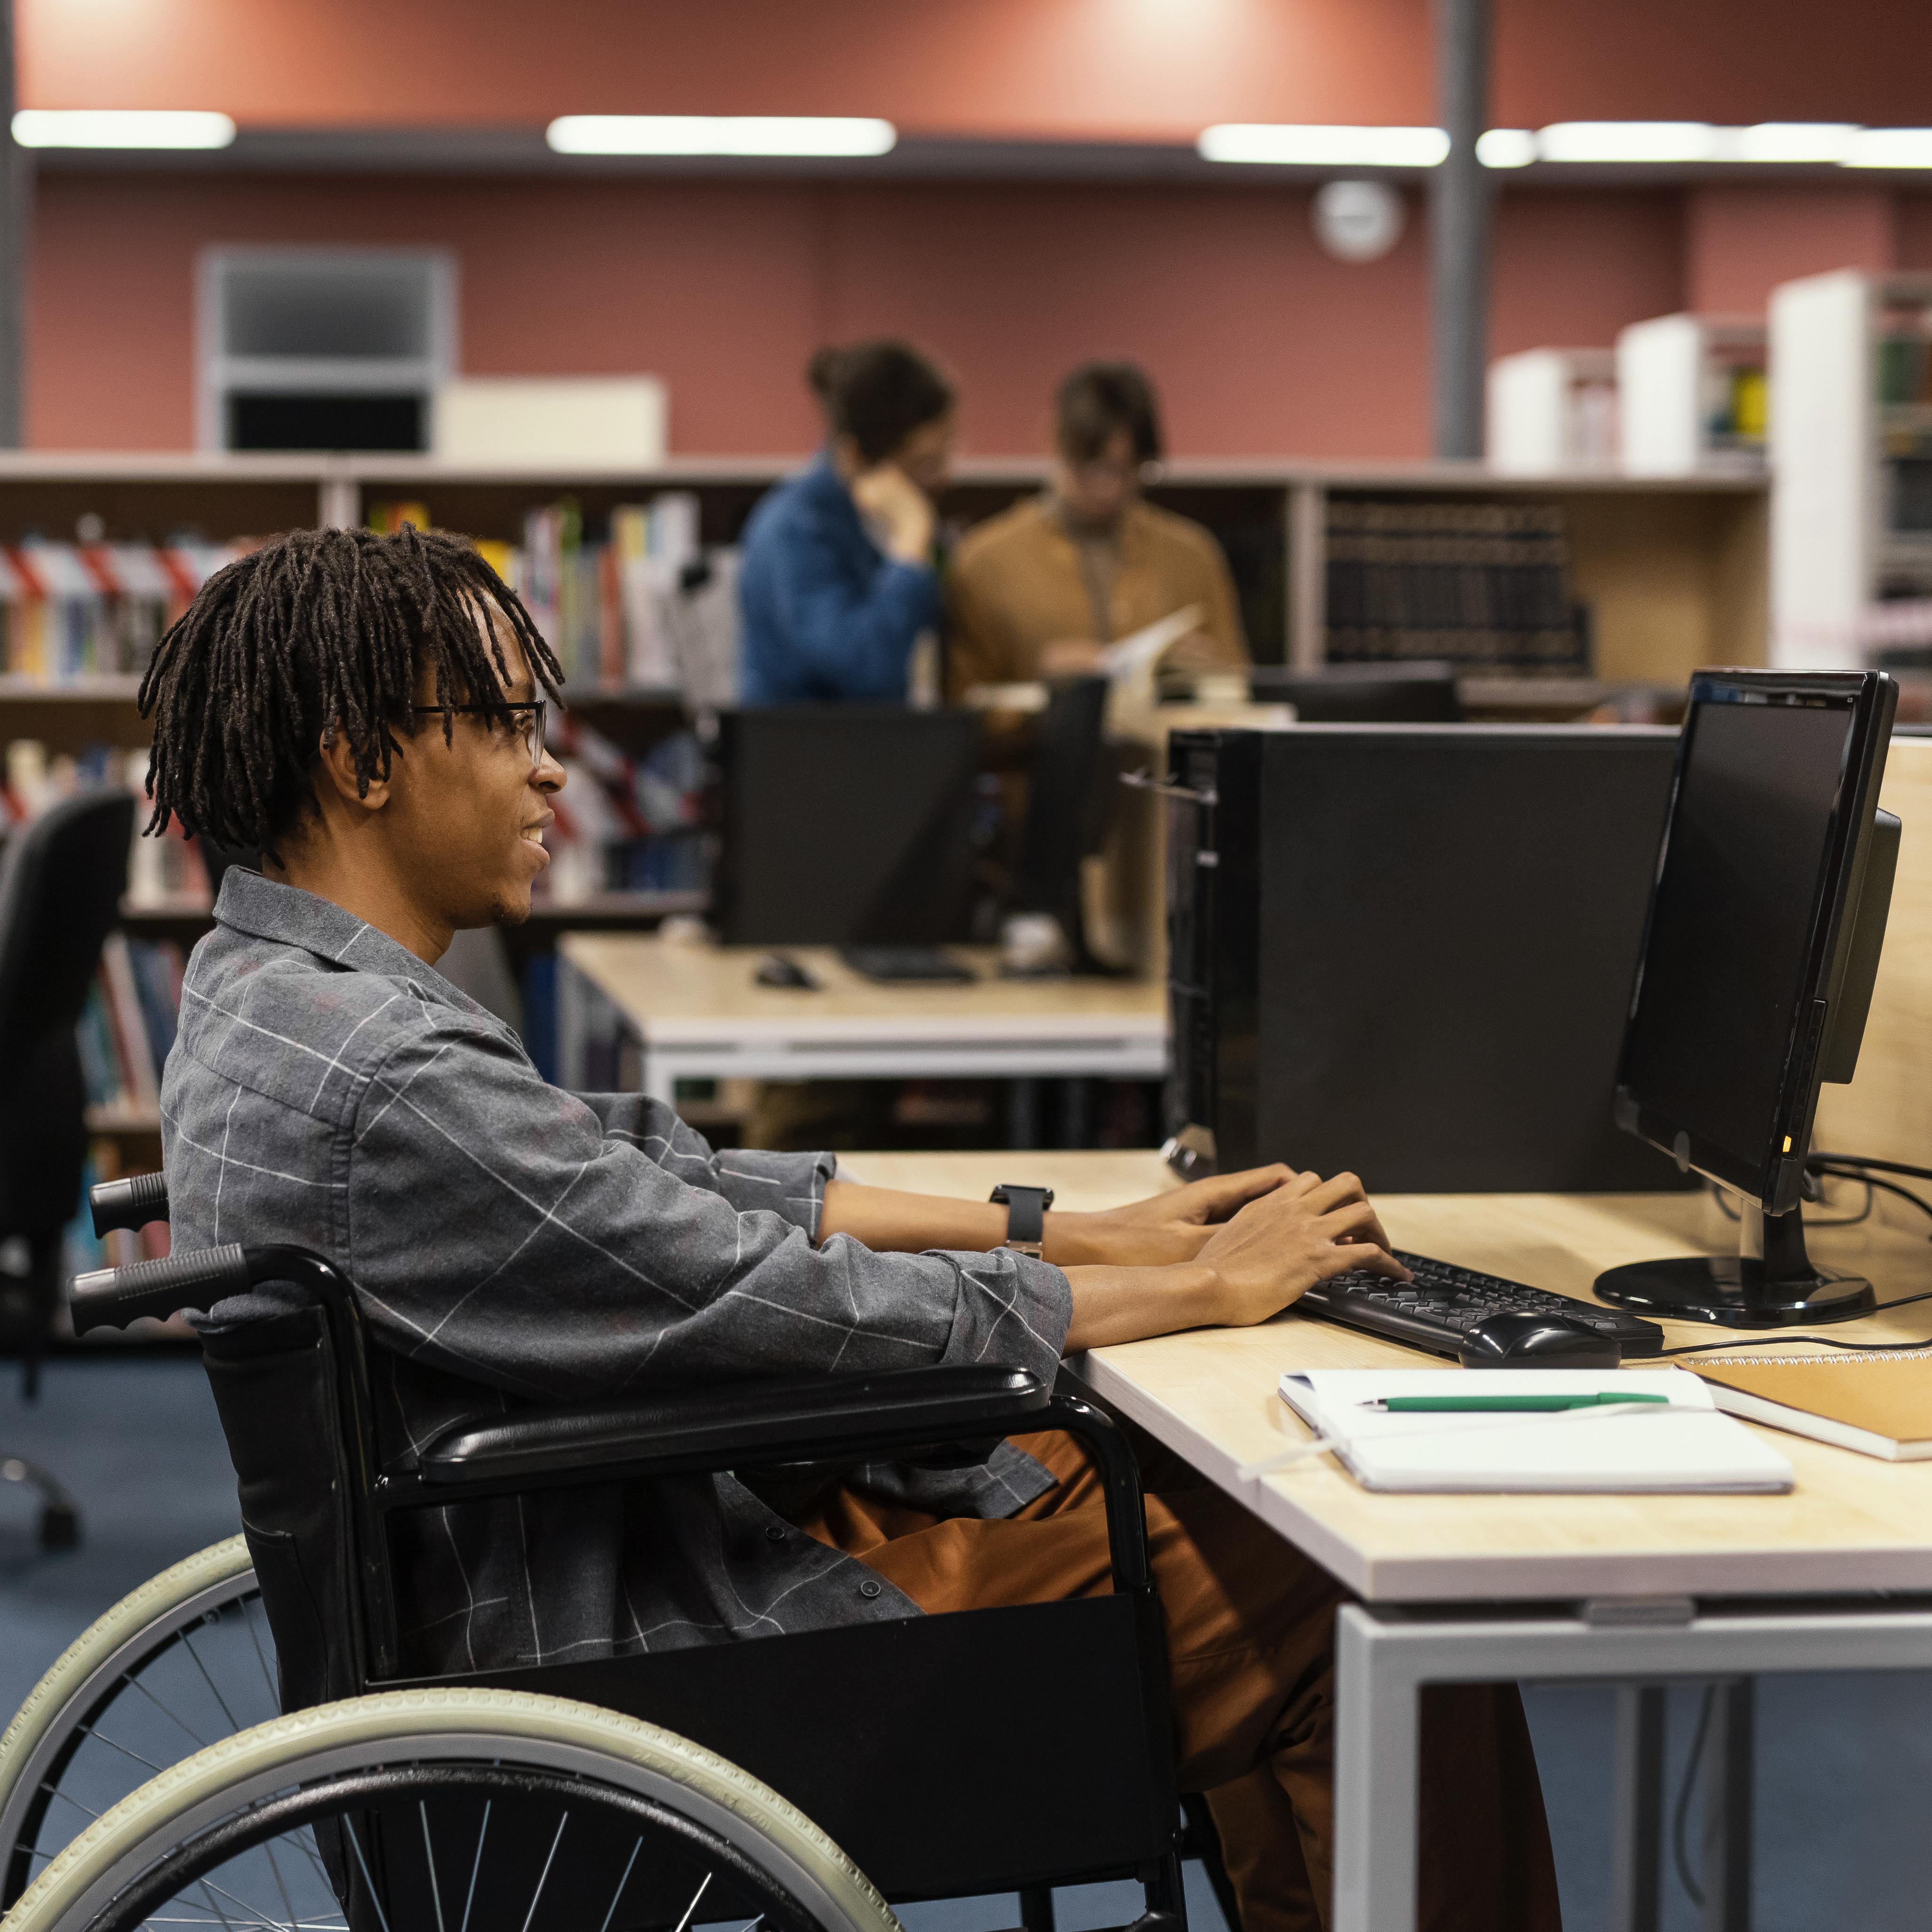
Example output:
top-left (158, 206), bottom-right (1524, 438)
top-left (1247, 661), bottom-right (1464, 723)
top-left (1596, 668), bottom-right (1902, 1326)
top-left (712, 707), bottom-right (983, 946)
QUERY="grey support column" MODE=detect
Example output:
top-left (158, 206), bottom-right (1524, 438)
top-left (1431, 0), bottom-right (1491, 459)
top-left (1610, 1685), bottom-right (1666, 1932)
top-left (0, 0), bottom-right (24, 448)
top-left (1701, 1680), bottom-right (1754, 1932)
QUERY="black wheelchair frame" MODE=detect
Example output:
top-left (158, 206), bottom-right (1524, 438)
top-left (74, 1207), bottom-right (1233, 1931)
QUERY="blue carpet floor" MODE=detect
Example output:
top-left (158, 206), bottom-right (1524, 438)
top-left (6, 1357), bottom-right (1932, 1931)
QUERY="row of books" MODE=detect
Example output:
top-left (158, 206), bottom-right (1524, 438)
top-left (78, 933), bottom-right (185, 1122)
top-left (1324, 500), bottom-right (1590, 674)
top-left (535, 716), bottom-right (709, 905)
top-left (0, 539), bottom-right (242, 684)
top-left (369, 498), bottom-right (743, 705)
top-left (3, 742), bottom-right (214, 907)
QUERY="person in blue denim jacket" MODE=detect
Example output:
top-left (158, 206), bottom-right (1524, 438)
top-left (739, 341), bottom-right (955, 704)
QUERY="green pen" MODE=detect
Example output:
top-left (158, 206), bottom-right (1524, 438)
top-left (1368, 1391), bottom-right (1671, 1413)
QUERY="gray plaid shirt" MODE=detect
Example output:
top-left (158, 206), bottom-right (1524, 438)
top-left (164, 871), bottom-right (1072, 1672)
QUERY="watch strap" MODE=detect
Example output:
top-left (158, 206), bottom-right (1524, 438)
top-left (990, 1183), bottom-right (1054, 1256)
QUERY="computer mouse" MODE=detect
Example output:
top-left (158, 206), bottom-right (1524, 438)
top-left (754, 952), bottom-right (819, 990)
top-left (1458, 1311), bottom-right (1622, 1369)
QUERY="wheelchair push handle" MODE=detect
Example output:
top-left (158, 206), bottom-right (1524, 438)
top-left (71, 1244), bottom-right (250, 1335)
top-left (90, 1170), bottom-right (171, 1237)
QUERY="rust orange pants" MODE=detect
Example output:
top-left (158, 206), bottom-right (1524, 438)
top-left (793, 1428), bottom-right (1562, 1932)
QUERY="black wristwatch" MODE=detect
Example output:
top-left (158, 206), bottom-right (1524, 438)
top-left (990, 1184), bottom-right (1054, 1260)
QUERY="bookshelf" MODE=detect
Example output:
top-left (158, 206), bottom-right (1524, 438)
top-left (1771, 271), bottom-right (1932, 668)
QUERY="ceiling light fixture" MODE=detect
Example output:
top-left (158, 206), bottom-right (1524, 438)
top-left (1843, 127), bottom-right (1932, 169)
top-left (546, 116), bottom-right (896, 158)
top-left (1731, 122), bottom-right (1861, 163)
top-left (1536, 121), bottom-right (1720, 164)
top-left (12, 108), bottom-right (236, 149)
top-left (1198, 124), bottom-right (1450, 168)
top-left (1475, 128), bottom-right (1537, 169)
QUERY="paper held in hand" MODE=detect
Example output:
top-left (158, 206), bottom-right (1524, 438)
top-left (1265, 1369), bottom-right (1795, 1494)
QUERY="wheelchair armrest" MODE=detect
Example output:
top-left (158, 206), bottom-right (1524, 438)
top-left (409, 1364), bottom-right (1052, 1496)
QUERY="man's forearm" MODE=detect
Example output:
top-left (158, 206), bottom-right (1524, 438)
top-left (817, 1178), bottom-right (1103, 1266)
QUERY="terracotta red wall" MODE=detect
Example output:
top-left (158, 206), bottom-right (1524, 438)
top-left (19, 0), bottom-right (1932, 137)
top-left (31, 171), bottom-right (1709, 458)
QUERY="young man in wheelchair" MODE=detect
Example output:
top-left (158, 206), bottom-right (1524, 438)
top-left (139, 527), bottom-right (1560, 1932)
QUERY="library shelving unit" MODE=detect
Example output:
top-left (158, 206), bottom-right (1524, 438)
top-left (1771, 271), bottom-right (1932, 669)
top-left (0, 445), bottom-right (1767, 744)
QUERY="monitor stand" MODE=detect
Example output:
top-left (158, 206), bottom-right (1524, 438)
top-left (1595, 1196), bottom-right (1876, 1327)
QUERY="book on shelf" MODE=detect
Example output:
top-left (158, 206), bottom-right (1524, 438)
top-left (368, 494), bottom-right (739, 702)
top-left (0, 538), bottom-right (242, 686)
top-left (80, 934), bottom-right (186, 1121)
top-left (1324, 498), bottom-right (1590, 675)
top-left (534, 712), bottom-right (707, 907)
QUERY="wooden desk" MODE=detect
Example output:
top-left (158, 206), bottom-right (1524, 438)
top-left (559, 936), bottom-right (1166, 1101)
top-left (839, 1149), bottom-right (1932, 1932)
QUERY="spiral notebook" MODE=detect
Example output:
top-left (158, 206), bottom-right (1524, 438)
top-left (1696, 1355), bottom-right (1932, 1461)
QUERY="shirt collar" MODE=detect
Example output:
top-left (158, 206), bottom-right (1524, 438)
top-left (212, 868), bottom-right (483, 1016)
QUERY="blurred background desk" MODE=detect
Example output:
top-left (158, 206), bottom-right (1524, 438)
top-left (840, 1148), bottom-right (1932, 1932)
top-left (559, 934), bottom-right (1167, 1114)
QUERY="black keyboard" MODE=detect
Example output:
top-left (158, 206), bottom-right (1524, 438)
top-left (839, 946), bottom-right (977, 984)
top-left (1299, 1249), bottom-right (1664, 1358)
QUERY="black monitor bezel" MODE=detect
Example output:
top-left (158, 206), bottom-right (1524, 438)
top-left (1613, 668), bottom-right (1896, 1215)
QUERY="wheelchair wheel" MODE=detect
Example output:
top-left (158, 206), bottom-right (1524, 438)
top-left (0, 1537), bottom-right (269, 1908)
top-left (8, 1686), bottom-right (901, 1932)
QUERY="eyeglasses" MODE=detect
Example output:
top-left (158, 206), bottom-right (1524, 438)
top-left (409, 700), bottom-right (548, 770)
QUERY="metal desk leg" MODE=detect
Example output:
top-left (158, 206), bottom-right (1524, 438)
top-left (1610, 1685), bottom-right (1666, 1932)
top-left (1702, 1679), bottom-right (1753, 1932)
top-left (558, 956), bottom-right (588, 1091)
top-left (1334, 1606), bottom-right (1421, 1932)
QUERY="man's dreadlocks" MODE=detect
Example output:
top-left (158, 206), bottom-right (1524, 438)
top-left (139, 525), bottom-right (563, 854)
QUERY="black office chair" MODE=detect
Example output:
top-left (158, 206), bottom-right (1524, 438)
top-left (1247, 661), bottom-right (1464, 723)
top-left (51, 1217), bottom-right (1244, 1932)
top-left (0, 789), bottom-right (134, 1550)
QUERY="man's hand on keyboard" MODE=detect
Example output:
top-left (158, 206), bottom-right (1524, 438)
top-left (1193, 1170), bottom-right (1411, 1327)
top-left (1055, 1164), bottom-right (1303, 1268)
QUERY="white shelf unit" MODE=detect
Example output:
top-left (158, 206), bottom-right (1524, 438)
top-left (1617, 314), bottom-right (1768, 478)
top-left (1770, 270), bottom-right (1932, 668)
top-left (1485, 349), bottom-right (1619, 476)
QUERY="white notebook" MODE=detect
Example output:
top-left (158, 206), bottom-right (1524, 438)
top-left (1275, 1369), bottom-right (1795, 1494)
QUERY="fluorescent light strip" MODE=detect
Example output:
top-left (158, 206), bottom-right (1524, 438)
top-left (1732, 122), bottom-right (1860, 163)
top-left (1537, 121), bottom-right (1720, 164)
top-left (1198, 124), bottom-right (1450, 168)
top-left (1845, 127), bottom-right (1932, 169)
top-left (1476, 128), bottom-right (1536, 170)
top-left (547, 115), bottom-right (895, 158)
top-left (12, 109), bottom-right (236, 150)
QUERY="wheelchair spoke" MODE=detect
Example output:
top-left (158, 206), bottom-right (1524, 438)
top-left (181, 1626), bottom-right (247, 1734)
top-left (340, 1815), bottom-right (393, 1932)
top-left (242, 1594), bottom-right (281, 1710)
top-left (126, 1669), bottom-right (213, 1749)
top-left (420, 1800), bottom-right (448, 1932)
top-left (596, 1835), bottom-right (646, 1932)
top-left (671, 1868), bottom-right (715, 1932)
top-left (458, 1796), bottom-right (491, 1932)
top-left (518, 1810), bottom-right (568, 1932)
top-left (78, 1722), bottom-right (167, 1775)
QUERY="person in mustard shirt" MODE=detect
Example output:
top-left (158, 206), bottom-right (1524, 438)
top-left (945, 362), bottom-right (1249, 698)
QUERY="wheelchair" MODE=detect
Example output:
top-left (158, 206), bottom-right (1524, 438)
top-left (0, 1174), bottom-right (1243, 1932)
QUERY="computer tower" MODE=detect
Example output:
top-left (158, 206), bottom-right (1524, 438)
top-left (1164, 724), bottom-right (1696, 1194)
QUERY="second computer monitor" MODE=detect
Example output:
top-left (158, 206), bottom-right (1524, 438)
top-left (713, 707), bottom-right (982, 947)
